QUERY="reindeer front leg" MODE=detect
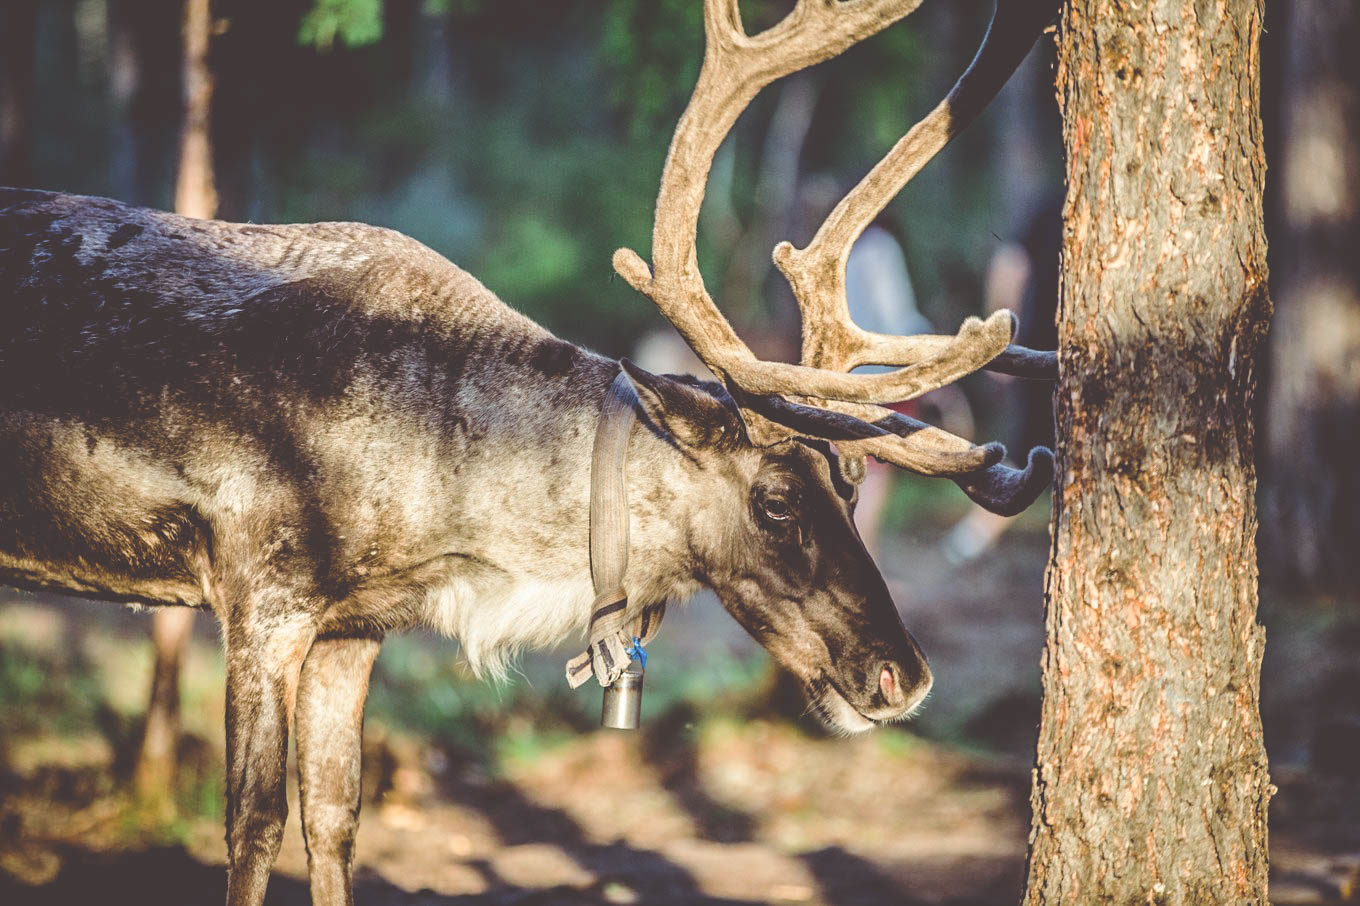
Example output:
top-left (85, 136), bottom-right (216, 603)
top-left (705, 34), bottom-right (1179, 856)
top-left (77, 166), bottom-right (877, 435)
top-left (296, 633), bottom-right (383, 906)
top-left (222, 600), bottom-right (319, 906)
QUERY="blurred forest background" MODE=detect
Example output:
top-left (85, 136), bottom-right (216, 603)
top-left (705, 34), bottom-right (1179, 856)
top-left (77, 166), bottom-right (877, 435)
top-left (1, 1), bottom-right (1357, 904)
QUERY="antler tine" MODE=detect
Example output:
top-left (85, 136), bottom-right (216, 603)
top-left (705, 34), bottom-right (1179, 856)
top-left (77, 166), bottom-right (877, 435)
top-left (738, 389), bottom-right (1054, 510)
top-left (774, 0), bottom-right (1063, 381)
top-left (882, 333), bottom-right (1058, 379)
top-left (734, 388), bottom-right (1003, 474)
top-left (737, 0), bottom-right (1060, 495)
top-left (613, 0), bottom-right (927, 396)
top-left (614, 0), bottom-right (1058, 507)
top-left (759, 0), bottom-right (1059, 503)
top-left (618, 0), bottom-right (1057, 414)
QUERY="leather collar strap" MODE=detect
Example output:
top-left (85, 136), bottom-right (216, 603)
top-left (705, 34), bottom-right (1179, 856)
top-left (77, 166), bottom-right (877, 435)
top-left (565, 369), bottom-right (666, 689)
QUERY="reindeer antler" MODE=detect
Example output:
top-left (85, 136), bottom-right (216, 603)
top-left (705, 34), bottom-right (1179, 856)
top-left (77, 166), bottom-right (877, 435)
top-left (615, 0), bottom-right (1060, 512)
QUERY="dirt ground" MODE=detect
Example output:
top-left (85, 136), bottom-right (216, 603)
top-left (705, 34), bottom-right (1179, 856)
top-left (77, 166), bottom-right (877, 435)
top-left (1, 519), bottom-right (1357, 905)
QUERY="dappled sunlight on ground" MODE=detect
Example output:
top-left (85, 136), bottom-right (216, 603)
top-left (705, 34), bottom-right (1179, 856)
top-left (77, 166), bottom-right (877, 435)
top-left (1, 521), bottom-right (1357, 904)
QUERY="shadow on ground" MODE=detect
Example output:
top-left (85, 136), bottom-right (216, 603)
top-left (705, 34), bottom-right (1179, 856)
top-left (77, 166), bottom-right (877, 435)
top-left (2, 525), bottom-right (1359, 904)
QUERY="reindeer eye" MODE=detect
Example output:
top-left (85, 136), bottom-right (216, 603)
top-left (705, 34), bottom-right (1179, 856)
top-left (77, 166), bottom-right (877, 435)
top-left (760, 497), bottom-right (794, 523)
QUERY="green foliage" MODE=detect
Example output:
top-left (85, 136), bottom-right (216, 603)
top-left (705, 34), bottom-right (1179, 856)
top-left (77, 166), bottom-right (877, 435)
top-left (600, 0), bottom-right (704, 139)
top-left (422, 0), bottom-right (478, 14)
top-left (597, 0), bottom-right (811, 139)
top-left (640, 641), bottom-right (771, 713)
top-left (842, 24), bottom-right (926, 153)
top-left (361, 632), bottom-right (776, 773)
top-left (363, 636), bottom-right (592, 758)
top-left (483, 213), bottom-right (586, 301)
top-left (881, 473), bottom-right (972, 532)
top-left (26, 0), bottom-right (1060, 419)
top-left (298, 0), bottom-right (384, 51)
top-left (0, 641), bottom-right (105, 738)
top-left (875, 725), bottom-right (923, 756)
top-left (495, 720), bottom-right (575, 768)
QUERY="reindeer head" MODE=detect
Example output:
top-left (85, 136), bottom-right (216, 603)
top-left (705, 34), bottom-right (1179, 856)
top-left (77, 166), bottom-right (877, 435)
top-left (614, 0), bottom-right (1060, 732)
top-left (622, 360), bottom-right (928, 731)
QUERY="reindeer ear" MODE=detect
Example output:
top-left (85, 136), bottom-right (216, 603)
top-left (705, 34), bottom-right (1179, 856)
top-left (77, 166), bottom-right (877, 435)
top-left (618, 359), bottom-right (744, 450)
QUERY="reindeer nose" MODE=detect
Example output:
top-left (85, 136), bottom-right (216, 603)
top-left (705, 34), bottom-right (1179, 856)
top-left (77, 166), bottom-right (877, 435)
top-left (880, 660), bottom-right (933, 714)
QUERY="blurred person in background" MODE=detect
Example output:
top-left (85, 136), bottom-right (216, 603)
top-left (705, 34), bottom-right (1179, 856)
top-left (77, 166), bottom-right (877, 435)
top-left (845, 218), bottom-right (976, 555)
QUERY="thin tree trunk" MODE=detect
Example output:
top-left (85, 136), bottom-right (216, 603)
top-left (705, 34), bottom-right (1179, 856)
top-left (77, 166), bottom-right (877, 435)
top-left (0, 0), bottom-right (39, 186)
top-left (107, 0), bottom-right (145, 203)
top-left (133, 0), bottom-right (219, 810)
top-left (1262, 0), bottom-right (1360, 591)
top-left (1024, 2), bottom-right (1273, 903)
top-left (134, 604), bottom-right (195, 802)
top-left (175, 0), bottom-right (218, 219)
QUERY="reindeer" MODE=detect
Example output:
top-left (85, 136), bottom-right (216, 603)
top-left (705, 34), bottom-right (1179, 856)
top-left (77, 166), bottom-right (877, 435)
top-left (0, 1), bottom-right (1059, 903)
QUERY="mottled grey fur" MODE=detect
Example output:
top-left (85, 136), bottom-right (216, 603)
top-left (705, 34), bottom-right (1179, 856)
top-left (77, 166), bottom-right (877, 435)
top-left (0, 189), bottom-right (930, 906)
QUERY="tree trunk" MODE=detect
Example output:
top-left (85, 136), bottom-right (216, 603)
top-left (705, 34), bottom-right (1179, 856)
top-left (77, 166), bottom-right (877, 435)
top-left (1262, 0), bottom-right (1360, 591)
top-left (1024, 2), bottom-right (1273, 903)
top-left (0, 0), bottom-right (38, 186)
top-left (133, 0), bottom-right (219, 811)
top-left (107, 0), bottom-right (146, 203)
top-left (133, 604), bottom-right (195, 803)
top-left (174, 0), bottom-right (218, 220)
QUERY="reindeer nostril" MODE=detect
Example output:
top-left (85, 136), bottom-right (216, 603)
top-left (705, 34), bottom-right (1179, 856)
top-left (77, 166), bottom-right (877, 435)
top-left (880, 664), bottom-right (899, 705)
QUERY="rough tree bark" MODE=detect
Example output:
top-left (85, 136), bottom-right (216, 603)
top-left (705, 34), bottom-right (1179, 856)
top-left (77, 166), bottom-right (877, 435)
top-left (1263, 0), bottom-right (1360, 591)
top-left (132, 0), bottom-right (218, 808)
top-left (1023, 1), bottom-right (1273, 903)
